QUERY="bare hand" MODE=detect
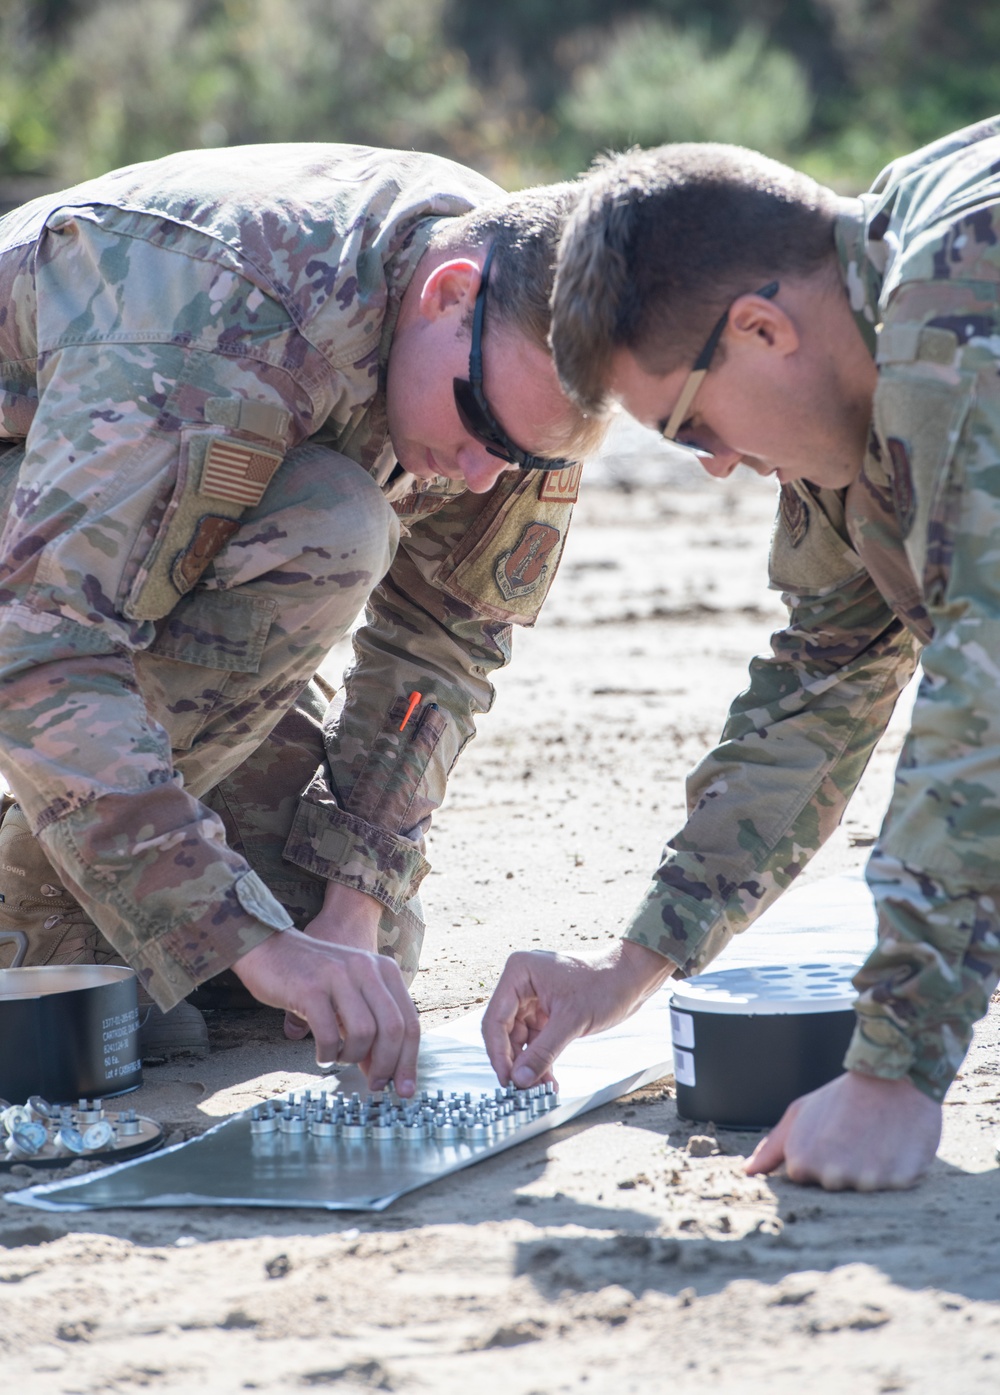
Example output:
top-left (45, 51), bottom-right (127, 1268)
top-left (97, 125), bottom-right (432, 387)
top-left (745, 1071), bottom-right (942, 1191)
top-left (482, 939), bottom-right (676, 1089)
top-left (282, 882), bottom-right (384, 1042)
top-left (232, 927), bottom-right (419, 1094)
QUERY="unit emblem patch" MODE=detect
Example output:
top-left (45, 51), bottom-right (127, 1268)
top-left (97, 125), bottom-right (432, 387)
top-left (494, 521), bottom-right (561, 601)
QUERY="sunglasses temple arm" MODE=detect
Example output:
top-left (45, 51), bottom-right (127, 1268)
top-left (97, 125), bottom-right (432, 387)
top-left (663, 368), bottom-right (708, 440)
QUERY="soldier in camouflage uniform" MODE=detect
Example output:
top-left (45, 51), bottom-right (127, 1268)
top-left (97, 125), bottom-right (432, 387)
top-left (0, 143), bottom-right (599, 1087)
top-left (483, 117), bottom-right (1000, 1189)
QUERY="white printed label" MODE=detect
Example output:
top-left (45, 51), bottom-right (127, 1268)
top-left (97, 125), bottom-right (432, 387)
top-left (670, 1008), bottom-right (695, 1049)
top-left (101, 1007), bottom-right (140, 1079)
top-left (674, 1048), bottom-right (696, 1088)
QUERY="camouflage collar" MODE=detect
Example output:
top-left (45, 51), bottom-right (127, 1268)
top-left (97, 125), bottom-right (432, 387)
top-left (834, 200), bottom-right (881, 358)
top-left (377, 214), bottom-right (451, 385)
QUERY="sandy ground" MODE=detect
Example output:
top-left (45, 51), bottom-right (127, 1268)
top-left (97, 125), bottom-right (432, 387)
top-left (2, 426), bottom-right (999, 1393)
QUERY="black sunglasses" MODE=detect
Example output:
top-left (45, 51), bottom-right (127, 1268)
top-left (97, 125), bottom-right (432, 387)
top-left (452, 243), bottom-right (575, 473)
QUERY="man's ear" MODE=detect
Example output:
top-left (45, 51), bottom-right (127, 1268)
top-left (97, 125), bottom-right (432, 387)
top-left (418, 258), bottom-right (481, 322)
top-left (728, 292), bottom-right (800, 357)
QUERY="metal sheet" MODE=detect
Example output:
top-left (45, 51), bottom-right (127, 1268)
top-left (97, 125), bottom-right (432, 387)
top-left (12, 992), bottom-right (672, 1213)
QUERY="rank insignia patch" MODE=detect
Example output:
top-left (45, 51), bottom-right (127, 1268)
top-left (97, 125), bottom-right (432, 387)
top-left (200, 438), bottom-right (284, 507)
top-left (495, 521), bottom-right (561, 601)
top-left (886, 436), bottom-right (916, 537)
top-left (779, 484), bottom-right (809, 548)
top-left (538, 462), bottom-right (583, 504)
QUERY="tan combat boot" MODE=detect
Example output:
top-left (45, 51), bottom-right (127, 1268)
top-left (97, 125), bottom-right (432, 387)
top-left (0, 802), bottom-right (209, 1059)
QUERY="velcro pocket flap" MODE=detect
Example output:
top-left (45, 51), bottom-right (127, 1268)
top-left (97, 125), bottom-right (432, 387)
top-left (126, 429), bottom-right (283, 622)
top-left (433, 470), bottom-right (576, 625)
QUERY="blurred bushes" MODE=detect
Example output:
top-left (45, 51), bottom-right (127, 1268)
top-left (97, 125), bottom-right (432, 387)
top-left (560, 22), bottom-right (813, 161)
top-left (0, 0), bottom-right (997, 196)
top-left (1, 0), bottom-right (481, 182)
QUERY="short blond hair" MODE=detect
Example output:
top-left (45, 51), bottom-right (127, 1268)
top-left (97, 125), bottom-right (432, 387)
top-left (433, 185), bottom-right (609, 462)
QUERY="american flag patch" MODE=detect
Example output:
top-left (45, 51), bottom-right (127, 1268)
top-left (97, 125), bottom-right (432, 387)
top-left (200, 438), bottom-right (283, 507)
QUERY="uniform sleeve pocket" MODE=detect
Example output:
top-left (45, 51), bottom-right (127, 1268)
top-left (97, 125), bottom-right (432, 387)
top-left (432, 469), bottom-right (576, 626)
top-left (125, 428), bottom-right (283, 622)
top-left (339, 697), bottom-right (447, 831)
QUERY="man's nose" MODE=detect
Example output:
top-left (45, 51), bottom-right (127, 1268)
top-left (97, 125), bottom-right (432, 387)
top-left (698, 447), bottom-right (742, 480)
top-left (458, 445), bottom-right (516, 494)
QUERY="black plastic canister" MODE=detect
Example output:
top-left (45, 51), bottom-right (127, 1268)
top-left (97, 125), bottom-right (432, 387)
top-left (669, 961), bottom-right (861, 1129)
top-left (0, 962), bottom-right (142, 1101)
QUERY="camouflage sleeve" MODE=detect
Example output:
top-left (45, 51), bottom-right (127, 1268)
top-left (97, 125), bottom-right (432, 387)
top-left (843, 277), bottom-right (1000, 1102)
top-left (283, 466), bottom-right (581, 905)
top-left (623, 483), bottom-right (919, 978)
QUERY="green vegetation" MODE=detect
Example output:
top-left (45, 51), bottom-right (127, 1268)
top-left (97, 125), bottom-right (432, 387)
top-left (0, 0), bottom-right (997, 195)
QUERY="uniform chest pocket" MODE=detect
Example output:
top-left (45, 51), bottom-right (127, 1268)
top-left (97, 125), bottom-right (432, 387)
top-left (768, 482), bottom-right (866, 597)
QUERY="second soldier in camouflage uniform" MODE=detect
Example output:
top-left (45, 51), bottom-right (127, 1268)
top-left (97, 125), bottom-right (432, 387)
top-left (483, 117), bottom-right (1000, 1188)
top-left (0, 143), bottom-right (599, 1080)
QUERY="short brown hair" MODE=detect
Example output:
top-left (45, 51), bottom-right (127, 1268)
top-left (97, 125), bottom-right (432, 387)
top-left (433, 184), bottom-right (609, 461)
top-left (551, 143), bottom-right (839, 414)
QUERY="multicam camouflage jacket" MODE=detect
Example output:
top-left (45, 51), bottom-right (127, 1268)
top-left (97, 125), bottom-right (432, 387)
top-left (624, 116), bottom-right (1000, 1101)
top-left (0, 145), bottom-right (580, 1006)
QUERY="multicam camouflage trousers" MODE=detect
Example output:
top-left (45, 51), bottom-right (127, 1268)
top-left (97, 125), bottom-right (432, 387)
top-left (0, 440), bottom-right (425, 984)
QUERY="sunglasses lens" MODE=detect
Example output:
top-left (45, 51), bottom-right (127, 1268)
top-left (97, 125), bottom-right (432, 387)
top-left (453, 378), bottom-right (515, 462)
top-left (453, 377), bottom-right (574, 473)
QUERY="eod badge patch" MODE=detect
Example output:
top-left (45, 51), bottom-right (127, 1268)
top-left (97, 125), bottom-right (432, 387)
top-left (430, 467), bottom-right (579, 625)
top-left (494, 522), bottom-right (561, 601)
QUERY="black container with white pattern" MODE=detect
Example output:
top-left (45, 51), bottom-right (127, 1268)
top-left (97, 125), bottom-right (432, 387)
top-left (669, 961), bottom-right (860, 1129)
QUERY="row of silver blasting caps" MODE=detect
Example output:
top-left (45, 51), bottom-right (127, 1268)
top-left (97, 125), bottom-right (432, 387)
top-left (249, 1081), bottom-right (560, 1145)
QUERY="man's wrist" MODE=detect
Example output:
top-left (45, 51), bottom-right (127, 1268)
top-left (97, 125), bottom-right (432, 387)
top-left (618, 937), bottom-right (678, 993)
top-left (307, 881), bottom-right (382, 953)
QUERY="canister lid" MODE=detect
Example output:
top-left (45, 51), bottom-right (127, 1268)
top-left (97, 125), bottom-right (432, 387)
top-left (0, 965), bottom-right (136, 999)
top-left (669, 961), bottom-right (861, 1016)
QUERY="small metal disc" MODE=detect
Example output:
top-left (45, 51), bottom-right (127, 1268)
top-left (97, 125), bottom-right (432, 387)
top-left (54, 1126), bottom-right (86, 1156)
top-left (82, 1120), bottom-right (115, 1151)
top-left (9, 1121), bottom-right (49, 1156)
top-left (2, 1104), bottom-right (32, 1135)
